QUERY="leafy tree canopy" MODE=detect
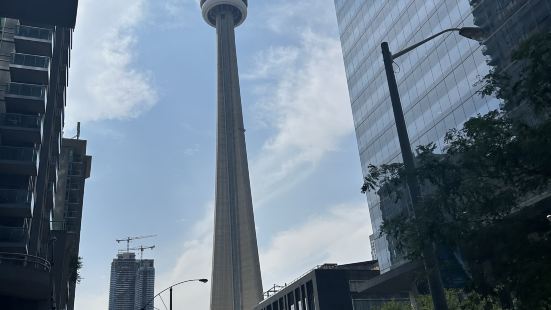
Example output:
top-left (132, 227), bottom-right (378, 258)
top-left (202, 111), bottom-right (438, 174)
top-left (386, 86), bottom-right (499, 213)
top-left (362, 33), bottom-right (551, 309)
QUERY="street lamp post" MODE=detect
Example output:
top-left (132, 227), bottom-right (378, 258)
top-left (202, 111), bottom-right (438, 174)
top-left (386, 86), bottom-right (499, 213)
top-left (141, 278), bottom-right (208, 310)
top-left (381, 26), bottom-right (484, 310)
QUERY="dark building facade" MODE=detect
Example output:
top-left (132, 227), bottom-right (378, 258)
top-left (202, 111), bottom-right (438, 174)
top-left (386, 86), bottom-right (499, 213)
top-left (255, 262), bottom-right (387, 310)
top-left (51, 138), bottom-right (92, 310)
top-left (0, 0), bottom-right (83, 307)
top-left (471, 0), bottom-right (551, 72)
top-left (109, 252), bottom-right (155, 310)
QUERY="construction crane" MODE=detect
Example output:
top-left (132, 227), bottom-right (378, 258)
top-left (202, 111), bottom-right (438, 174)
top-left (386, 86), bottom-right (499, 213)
top-left (125, 245), bottom-right (156, 260)
top-left (116, 235), bottom-right (156, 252)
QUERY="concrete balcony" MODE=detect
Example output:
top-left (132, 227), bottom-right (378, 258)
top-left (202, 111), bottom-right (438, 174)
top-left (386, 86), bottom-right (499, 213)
top-left (0, 146), bottom-right (37, 176)
top-left (0, 252), bottom-right (51, 300)
top-left (14, 25), bottom-right (53, 57)
top-left (5, 82), bottom-right (46, 114)
top-left (0, 189), bottom-right (32, 218)
top-left (0, 113), bottom-right (42, 143)
top-left (9, 53), bottom-right (50, 85)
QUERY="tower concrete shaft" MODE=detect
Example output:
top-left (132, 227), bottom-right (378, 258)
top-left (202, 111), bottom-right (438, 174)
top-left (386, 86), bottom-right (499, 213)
top-left (201, 1), bottom-right (263, 310)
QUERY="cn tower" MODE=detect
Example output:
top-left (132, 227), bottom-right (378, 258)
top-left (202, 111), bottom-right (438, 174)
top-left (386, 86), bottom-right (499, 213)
top-left (200, 1), bottom-right (263, 310)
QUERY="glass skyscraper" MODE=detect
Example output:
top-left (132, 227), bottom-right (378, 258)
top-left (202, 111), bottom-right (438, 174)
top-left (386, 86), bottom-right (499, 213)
top-left (333, 0), bottom-right (501, 273)
top-left (109, 252), bottom-right (155, 310)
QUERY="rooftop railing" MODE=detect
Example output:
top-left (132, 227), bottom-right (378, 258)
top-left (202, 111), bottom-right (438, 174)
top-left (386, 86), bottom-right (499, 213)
top-left (0, 146), bottom-right (37, 162)
top-left (15, 25), bottom-right (52, 41)
top-left (0, 113), bottom-right (41, 129)
top-left (6, 82), bottom-right (46, 99)
top-left (12, 53), bottom-right (49, 68)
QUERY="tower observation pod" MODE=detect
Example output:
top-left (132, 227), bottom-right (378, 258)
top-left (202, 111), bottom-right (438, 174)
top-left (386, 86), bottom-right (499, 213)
top-left (199, 1), bottom-right (263, 310)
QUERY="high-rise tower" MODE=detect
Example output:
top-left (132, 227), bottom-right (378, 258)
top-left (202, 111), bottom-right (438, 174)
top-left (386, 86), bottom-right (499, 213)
top-left (200, 1), bottom-right (263, 310)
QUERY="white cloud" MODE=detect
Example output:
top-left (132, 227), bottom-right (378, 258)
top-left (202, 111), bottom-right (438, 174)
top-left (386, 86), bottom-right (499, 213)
top-left (260, 203), bottom-right (372, 287)
top-left (249, 30), bottom-right (353, 205)
top-left (259, 0), bottom-right (338, 35)
top-left (65, 0), bottom-right (157, 126)
top-left (157, 202), bottom-right (371, 309)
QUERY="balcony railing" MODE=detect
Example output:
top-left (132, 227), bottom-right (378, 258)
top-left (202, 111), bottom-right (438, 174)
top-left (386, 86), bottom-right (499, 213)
top-left (50, 220), bottom-right (78, 233)
top-left (6, 82), bottom-right (46, 99)
top-left (0, 252), bottom-right (50, 272)
top-left (12, 53), bottom-right (49, 69)
top-left (15, 25), bottom-right (52, 41)
top-left (0, 226), bottom-right (28, 243)
top-left (0, 113), bottom-right (41, 129)
top-left (0, 189), bottom-right (32, 205)
top-left (0, 146), bottom-right (36, 162)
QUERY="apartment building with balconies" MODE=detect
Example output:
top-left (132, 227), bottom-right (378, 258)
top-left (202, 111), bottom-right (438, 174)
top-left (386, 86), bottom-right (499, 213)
top-left (0, 1), bottom-right (83, 308)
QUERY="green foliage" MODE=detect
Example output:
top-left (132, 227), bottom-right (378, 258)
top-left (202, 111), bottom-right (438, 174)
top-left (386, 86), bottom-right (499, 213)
top-left (70, 256), bottom-right (83, 284)
top-left (416, 291), bottom-right (502, 310)
top-left (380, 301), bottom-right (410, 310)
top-left (362, 33), bottom-right (551, 309)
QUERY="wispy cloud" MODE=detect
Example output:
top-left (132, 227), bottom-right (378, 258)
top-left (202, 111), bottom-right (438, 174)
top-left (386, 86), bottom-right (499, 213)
top-left (249, 30), bottom-right (353, 205)
top-left (66, 0), bottom-right (157, 126)
top-left (157, 202), bottom-right (371, 309)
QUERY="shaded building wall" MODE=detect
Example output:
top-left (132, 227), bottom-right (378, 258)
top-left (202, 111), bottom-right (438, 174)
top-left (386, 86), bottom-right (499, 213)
top-left (255, 262), bottom-right (379, 310)
top-left (471, 0), bottom-right (551, 71)
top-left (0, 8), bottom-right (76, 308)
top-left (51, 138), bottom-right (92, 310)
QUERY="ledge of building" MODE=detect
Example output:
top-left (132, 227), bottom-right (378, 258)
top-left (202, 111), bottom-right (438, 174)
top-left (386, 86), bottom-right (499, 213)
top-left (0, 0), bottom-right (78, 28)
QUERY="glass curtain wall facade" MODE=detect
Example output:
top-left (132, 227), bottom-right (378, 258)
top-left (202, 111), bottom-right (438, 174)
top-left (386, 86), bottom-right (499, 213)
top-left (333, 0), bottom-right (500, 272)
top-left (109, 252), bottom-right (155, 310)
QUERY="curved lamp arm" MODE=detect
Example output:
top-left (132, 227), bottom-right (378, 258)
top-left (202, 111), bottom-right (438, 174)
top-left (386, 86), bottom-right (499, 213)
top-left (141, 278), bottom-right (208, 310)
top-left (392, 27), bottom-right (484, 59)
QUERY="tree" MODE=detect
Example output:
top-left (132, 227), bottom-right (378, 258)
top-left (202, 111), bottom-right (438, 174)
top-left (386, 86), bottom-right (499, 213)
top-left (362, 33), bottom-right (551, 309)
top-left (70, 256), bottom-right (83, 284)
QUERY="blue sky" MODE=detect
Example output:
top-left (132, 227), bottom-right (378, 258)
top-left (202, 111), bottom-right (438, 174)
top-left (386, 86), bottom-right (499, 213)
top-left (67, 0), bottom-right (372, 308)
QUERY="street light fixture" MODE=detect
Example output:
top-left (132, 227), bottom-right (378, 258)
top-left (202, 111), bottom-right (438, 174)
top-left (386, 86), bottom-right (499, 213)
top-left (381, 26), bottom-right (484, 310)
top-left (547, 215), bottom-right (551, 223)
top-left (141, 278), bottom-right (209, 310)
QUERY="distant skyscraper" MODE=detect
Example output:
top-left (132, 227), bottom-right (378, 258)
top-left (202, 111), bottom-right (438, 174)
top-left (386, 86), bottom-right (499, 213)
top-left (134, 260), bottom-right (155, 310)
top-left (108, 252), bottom-right (155, 310)
top-left (333, 0), bottom-right (500, 272)
top-left (199, 1), bottom-right (264, 310)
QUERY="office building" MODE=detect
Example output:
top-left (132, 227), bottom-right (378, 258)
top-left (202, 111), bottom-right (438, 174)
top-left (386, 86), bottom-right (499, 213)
top-left (0, 0), bottom-right (82, 307)
top-left (109, 252), bottom-right (155, 310)
top-left (255, 261), bottom-right (392, 310)
top-left (334, 0), bottom-right (500, 272)
top-left (200, 1), bottom-right (264, 310)
top-left (471, 0), bottom-right (551, 73)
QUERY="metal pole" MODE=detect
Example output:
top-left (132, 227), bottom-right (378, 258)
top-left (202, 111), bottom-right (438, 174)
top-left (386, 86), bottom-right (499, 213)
top-left (381, 41), bottom-right (449, 310)
top-left (170, 287), bottom-right (173, 310)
